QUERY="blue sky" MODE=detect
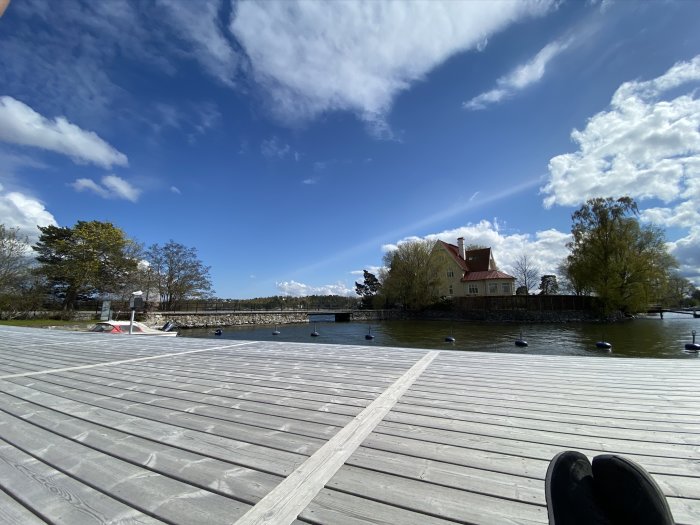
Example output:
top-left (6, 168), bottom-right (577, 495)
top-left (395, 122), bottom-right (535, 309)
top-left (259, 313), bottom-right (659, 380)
top-left (1, 0), bottom-right (699, 298)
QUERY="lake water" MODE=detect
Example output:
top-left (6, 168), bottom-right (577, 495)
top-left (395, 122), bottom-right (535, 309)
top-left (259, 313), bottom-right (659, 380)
top-left (179, 313), bottom-right (700, 359)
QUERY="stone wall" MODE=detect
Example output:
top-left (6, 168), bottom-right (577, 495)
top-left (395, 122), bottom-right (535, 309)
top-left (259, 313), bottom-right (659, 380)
top-left (146, 311), bottom-right (309, 329)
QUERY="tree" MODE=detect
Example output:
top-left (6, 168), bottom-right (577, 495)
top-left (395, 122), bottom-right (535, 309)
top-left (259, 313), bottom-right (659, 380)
top-left (512, 254), bottom-right (539, 295)
top-left (33, 221), bottom-right (140, 309)
top-left (0, 225), bottom-right (30, 293)
top-left (355, 270), bottom-right (381, 309)
top-left (663, 272), bottom-right (696, 307)
top-left (0, 225), bottom-right (45, 317)
top-left (145, 240), bottom-right (213, 310)
top-left (538, 274), bottom-right (559, 295)
top-left (564, 197), bottom-right (677, 314)
top-left (380, 239), bottom-right (442, 310)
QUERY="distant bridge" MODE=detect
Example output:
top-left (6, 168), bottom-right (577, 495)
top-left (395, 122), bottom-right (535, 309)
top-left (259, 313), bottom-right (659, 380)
top-left (646, 306), bottom-right (699, 318)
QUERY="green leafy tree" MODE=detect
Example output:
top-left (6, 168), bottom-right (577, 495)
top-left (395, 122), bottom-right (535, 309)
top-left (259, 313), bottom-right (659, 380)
top-left (538, 274), bottom-right (559, 295)
top-left (564, 197), bottom-right (677, 314)
top-left (145, 240), bottom-right (213, 311)
top-left (663, 273), bottom-right (696, 307)
top-left (355, 270), bottom-right (381, 308)
top-left (380, 239), bottom-right (443, 310)
top-left (33, 221), bottom-right (140, 310)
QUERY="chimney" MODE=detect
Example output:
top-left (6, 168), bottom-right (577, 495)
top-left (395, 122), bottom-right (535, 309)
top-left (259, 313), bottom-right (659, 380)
top-left (457, 237), bottom-right (465, 260)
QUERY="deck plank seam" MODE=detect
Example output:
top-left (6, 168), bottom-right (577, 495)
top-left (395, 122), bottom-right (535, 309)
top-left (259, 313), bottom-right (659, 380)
top-left (0, 389), bottom-right (308, 480)
top-left (0, 484), bottom-right (49, 525)
top-left (0, 407), bottom-right (273, 512)
top-left (233, 350), bottom-right (440, 525)
top-left (1, 380), bottom-right (334, 458)
top-left (370, 424), bottom-right (698, 462)
top-left (388, 404), bottom-right (700, 440)
top-left (6, 376), bottom-right (354, 435)
top-left (0, 435), bottom-right (184, 525)
top-left (0, 342), bottom-right (257, 380)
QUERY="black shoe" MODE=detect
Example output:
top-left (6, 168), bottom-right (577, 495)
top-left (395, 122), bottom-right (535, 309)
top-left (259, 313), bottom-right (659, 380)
top-left (592, 454), bottom-right (674, 525)
top-left (546, 451), bottom-right (611, 524)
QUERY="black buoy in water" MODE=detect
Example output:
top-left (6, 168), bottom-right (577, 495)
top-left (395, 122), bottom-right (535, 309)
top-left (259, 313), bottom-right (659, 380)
top-left (596, 340), bottom-right (612, 350)
top-left (444, 324), bottom-right (455, 343)
top-left (515, 331), bottom-right (528, 347)
top-left (272, 325), bottom-right (280, 336)
top-left (685, 330), bottom-right (700, 351)
top-left (214, 329), bottom-right (222, 336)
top-left (311, 322), bottom-right (319, 337)
top-left (365, 326), bottom-right (375, 340)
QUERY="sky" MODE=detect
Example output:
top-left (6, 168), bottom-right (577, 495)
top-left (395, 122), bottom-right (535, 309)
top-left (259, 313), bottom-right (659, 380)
top-left (1, 0), bottom-right (699, 299)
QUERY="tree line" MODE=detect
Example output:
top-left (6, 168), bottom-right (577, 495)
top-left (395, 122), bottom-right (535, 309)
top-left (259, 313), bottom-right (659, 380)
top-left (357, 197), bottom-right (699, 314)
top-left (0, 220), bottom-right (213, 316)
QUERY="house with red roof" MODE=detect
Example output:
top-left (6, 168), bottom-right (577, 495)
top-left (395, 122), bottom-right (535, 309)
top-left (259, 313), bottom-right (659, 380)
top-left (431, 237), bottom-right (516, 297)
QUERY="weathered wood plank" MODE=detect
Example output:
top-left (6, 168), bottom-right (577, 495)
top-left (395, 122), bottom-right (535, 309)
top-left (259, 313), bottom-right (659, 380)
top-left (0, 488), bottom-right (47, 525)
top-left (0, 412), bottom-right (254, 524)
top-left (326, 464), bottom-right (547, 524)
top-left (65, 367), bottom-right (373, 408)
top-left (1, 327), bottom-right (699, 525)
top-left (0, 382), bottom-right (325, 459)
top-left (0, 441), bottom-right (165, 524)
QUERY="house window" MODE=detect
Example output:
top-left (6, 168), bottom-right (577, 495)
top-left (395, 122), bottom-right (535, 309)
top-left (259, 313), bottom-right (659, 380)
top-left (468, 283), bottom-right (479, 294)
top-left (447, 269), bottom-right (454, 278)
top-left (488, 283), bottom-right (498, 295)
top-left (448, 285), bottom-right (453, 295)
top-left (502, 283), bottom-right (511, 294)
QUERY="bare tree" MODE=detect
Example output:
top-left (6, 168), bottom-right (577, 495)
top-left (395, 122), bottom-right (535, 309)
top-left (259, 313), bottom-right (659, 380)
top-left (0, 225), bottom-right (29, 293)
top-left (145, 240), bottom-right (213, 310)
top-left (513, 254), bottom-right (539, 295)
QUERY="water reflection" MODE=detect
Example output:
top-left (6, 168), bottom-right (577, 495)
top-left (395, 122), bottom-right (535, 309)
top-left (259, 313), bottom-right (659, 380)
top-left (181, 313), bottom-right (699, 359)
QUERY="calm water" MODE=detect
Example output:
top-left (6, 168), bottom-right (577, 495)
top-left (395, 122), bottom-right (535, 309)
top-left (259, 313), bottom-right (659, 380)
top-left (179, 314), bottom-right (700, 359)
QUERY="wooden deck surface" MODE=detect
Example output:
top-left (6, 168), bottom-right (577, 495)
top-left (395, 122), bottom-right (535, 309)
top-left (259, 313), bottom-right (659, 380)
top-left (0, 325), bottom-right (699, 524)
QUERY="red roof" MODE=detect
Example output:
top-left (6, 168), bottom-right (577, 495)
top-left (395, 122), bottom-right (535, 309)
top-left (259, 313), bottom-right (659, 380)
top-left (435, 240), bottom-right (515, 282)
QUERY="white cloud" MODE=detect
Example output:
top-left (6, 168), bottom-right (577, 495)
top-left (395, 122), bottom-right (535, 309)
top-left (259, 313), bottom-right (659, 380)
top-left (541, 55), bottom-right (700, 284)
top-left (542, 55), bottom-right (700, 208)
top-left (231, 1), bottom-right (555, 130)
top-left (71, 175), bottom-right (142, 202)
top-left (0, 184), bottom-right (57, 240)
top-left (388, 220), bottom-right (572, 278)
top-left (351, 266), bottom-right (384, 278)
top-left (464, 39), bottom-right (571, 110)
top-left (276, 280), bottom-right (355, 297)
top-left (667, 231), bottom-right (700, 286)
top-left (170, 186), bottom-right (181, 195)
top-left (0, 97), bottom-right (128, 168)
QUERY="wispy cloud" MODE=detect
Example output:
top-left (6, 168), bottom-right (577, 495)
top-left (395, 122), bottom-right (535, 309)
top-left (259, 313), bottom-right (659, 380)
top-left (72, 175), bottom-right (141, 202)
top-left (464, 39), bottom-right (572, 110)
top-left (288, 177), bottom-right (541, 277)
top-left (260, 136), bottom-right (294, 159)
top-left (170, 186), bottom-right (181, 195)
top-left (0, 97), bottom-right (128, 168)
top-left (231, 1), bottom-right (556, 132)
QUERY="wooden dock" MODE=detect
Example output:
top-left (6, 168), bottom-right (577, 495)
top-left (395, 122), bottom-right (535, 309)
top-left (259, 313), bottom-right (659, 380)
top-left (0, 325), bottom-right (699, 524)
